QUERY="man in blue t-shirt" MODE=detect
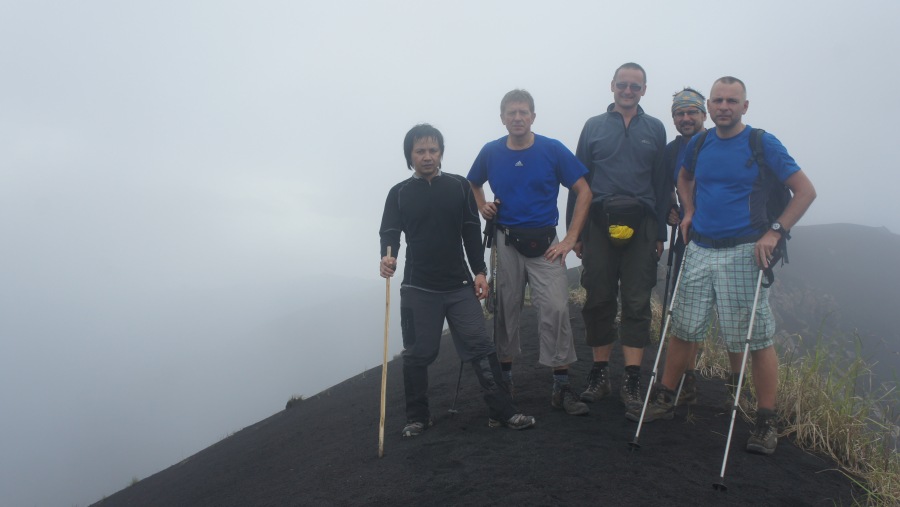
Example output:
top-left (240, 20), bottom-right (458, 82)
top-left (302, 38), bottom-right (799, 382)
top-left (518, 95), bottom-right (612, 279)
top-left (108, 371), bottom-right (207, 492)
top-left (644, 77), bottom-right (817, 457)
top-left (467, 89), bottom-right (593, 417)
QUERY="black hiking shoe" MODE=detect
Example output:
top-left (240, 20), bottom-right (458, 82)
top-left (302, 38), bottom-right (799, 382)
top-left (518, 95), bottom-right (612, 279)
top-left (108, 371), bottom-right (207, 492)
top-left (635, 384), bottom-right (676, 423)
top-left (580, 366), bottom-right (611, 402)
top-left (401, 418), bottom-right (434, 438)
top-left (552, 384), bottom-right (590, 416)
top-left (620, 372), bottom-right (643, 415)
top-left (488, 413), bottom-right (536, 430)
top-left (746, 409), bottom-right (778, 455)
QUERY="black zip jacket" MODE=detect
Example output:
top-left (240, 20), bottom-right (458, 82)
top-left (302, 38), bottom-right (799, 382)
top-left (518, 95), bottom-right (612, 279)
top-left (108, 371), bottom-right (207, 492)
top-left (379, 172), bottom-right (487, 292)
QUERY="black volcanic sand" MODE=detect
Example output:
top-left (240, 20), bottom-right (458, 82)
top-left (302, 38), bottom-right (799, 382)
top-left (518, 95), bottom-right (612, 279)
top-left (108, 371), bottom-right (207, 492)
top-left (96, 303), bottom-right (860, 506)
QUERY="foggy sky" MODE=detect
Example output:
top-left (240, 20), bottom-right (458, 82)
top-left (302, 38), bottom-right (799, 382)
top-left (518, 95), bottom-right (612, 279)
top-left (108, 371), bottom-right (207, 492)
top-left (2, 1), bottom-right (898, 505)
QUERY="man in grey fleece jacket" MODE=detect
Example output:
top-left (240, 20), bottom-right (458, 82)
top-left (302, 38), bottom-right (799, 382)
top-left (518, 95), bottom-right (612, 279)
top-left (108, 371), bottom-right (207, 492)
top-left (566, 62), bottom-right (669, 422)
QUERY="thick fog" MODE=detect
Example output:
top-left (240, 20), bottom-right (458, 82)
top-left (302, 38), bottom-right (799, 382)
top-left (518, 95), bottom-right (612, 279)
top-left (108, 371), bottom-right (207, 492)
top-left (1, 1), bottom-right (898, 505)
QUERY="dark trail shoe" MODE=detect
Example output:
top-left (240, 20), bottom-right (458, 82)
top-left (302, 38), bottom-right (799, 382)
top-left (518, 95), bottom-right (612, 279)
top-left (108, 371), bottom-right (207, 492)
top-left (620, 372), bottom-right (643, 413)
top-left (633, 384), bottom-right (675, 423)
top-left (552, 384), bottom-right (590, 416)
top-left (580, 366), bottom-right (611, 402)
top-left (401, 418), bottom-right (434, 438)
top-left (489, 413), bottom-right (536, 430)
top-left (676, 372), bottom-right (698, 406)
top-left (746, 409), bottom-right (778, 455)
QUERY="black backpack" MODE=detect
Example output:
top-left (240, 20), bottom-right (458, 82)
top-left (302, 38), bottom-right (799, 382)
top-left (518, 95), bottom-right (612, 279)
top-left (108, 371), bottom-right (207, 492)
top-left (687, 128), bottom-right (792, 286)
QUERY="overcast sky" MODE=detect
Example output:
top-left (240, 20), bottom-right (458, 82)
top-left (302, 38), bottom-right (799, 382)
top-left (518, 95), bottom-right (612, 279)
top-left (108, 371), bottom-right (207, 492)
top-left (2, 1), bottom-right (899, 506)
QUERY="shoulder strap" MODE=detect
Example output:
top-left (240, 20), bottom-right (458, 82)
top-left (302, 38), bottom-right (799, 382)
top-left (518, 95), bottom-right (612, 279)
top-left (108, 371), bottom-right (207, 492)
top-left (746, 128), bottom-right (767, 169)
top-left (686, 130), bottom-right (710, 173)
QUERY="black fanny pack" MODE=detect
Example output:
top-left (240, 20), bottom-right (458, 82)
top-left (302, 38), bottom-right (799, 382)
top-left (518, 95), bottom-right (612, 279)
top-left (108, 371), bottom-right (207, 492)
top-left (503, 226), bottom-right (556, 258)
top-left (593, 195), bottom-right (644, 247)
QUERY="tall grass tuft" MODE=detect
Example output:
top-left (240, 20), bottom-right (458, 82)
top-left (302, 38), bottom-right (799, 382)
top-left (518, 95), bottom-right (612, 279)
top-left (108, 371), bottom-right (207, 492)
top-left (777, 334), bottom-right (899, 505)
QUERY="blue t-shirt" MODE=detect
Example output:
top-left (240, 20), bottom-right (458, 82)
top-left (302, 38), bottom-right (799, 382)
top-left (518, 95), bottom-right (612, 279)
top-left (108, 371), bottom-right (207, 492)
top-left (467, 134), bottom-right (587, 228)
top-left (682, 126), bottom-right (800, 240)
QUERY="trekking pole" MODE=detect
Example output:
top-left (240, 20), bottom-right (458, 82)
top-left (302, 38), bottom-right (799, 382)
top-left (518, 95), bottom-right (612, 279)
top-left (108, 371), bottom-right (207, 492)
top-left (378, 246), bottom-right (392, 458)
top-left (629, 244), bottom-right (690, 450)
top-left (713, 269), bottom-right (765, 491)
top-left (448, 362), bottom-right (464, 415)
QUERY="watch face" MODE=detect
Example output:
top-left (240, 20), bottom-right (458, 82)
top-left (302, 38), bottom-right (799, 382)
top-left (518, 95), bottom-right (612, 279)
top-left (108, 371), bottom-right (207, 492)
top-left (772, 222), bottom-right (782, 231)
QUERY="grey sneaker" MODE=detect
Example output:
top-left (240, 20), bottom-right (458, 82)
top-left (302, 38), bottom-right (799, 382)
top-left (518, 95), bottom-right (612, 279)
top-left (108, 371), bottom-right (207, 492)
top-left (676, 372), bottom-right (698, 406)
top-left (552, 384), bottom-right (590, 416)
top-left (488, 413), bottom-right (536, 430)
top-left (401, 418), bottom-right (434, 437)
top-left (633, 384), bottom-right (675, 423)
top-left (580, 367), bottom-right (611, 402)
top-left (620, 372), bottom-right (643, 413)
top-left (746, 409), bottom-right (778, 455)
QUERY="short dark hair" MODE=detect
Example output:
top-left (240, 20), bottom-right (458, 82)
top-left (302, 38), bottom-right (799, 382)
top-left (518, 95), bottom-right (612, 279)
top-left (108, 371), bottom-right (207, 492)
top-left (500, 89), bottom-right (535, 114)
top-left (403, 124), bottom-right (444, 170)
top-left (713, 76), bottom-right (747, 95)
top-left (613, 62), bottom-right (646, 83)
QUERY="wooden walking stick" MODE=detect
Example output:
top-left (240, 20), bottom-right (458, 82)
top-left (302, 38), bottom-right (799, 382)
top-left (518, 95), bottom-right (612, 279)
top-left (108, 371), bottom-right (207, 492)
top-left (378, 247), bottom-right (392, 458)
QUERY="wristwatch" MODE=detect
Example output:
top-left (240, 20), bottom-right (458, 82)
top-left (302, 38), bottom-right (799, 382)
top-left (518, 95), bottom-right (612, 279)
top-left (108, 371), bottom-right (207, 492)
top-left (770, 222), bottom-right (790, 238)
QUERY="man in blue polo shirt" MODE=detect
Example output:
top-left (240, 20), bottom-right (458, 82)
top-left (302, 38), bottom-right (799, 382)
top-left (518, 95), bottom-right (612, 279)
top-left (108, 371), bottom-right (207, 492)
top-left (643, 77), bottom-right (817, 456)
top-left (468, 89), bottom-right (592, 416)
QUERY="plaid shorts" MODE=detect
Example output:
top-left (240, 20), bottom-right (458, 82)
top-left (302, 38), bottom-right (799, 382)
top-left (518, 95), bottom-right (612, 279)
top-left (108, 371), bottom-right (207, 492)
top-left (670, 242), bottom-right (775, 353)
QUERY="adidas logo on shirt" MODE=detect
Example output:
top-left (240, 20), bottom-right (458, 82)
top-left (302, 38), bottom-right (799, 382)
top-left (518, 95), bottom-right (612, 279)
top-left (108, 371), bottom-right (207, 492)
top-left (515, 161), bottom-right (524, 167)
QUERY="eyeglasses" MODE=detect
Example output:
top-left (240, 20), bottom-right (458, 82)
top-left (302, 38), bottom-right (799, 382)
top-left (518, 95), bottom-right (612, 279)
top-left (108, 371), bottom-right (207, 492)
top-left (615, 82), bottom-right (643, 92)
top-left (673, 109), bottom-right (702, 118)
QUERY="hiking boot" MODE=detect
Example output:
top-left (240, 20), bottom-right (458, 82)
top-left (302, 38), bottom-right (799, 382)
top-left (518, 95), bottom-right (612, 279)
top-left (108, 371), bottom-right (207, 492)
top-left (552, 384), bottom-right (590, 416)
top-left (746, 409), bottom-right (778, 455)
top-left (620, 372), bottom-right (643, 412)
top-left (635, 384), bottom-right (676, 423)
top-left (401, 418), bottom-right (434, 438)
top-left (580, 366), bottom-right (611, 402)
top-left (676, 372), bottom-right (698, 406)
top-left (488, 413), bottom-right (536, 430)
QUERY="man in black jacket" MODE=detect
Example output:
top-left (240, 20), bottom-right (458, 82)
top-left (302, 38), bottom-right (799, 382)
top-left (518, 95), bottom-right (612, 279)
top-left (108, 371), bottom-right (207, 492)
top-left (380, 124), bottom-right (535, 437)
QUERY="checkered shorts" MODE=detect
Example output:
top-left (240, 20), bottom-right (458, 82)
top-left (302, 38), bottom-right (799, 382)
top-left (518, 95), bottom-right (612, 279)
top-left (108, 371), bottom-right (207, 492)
top-left (670, 242), bottom-right (775, 353)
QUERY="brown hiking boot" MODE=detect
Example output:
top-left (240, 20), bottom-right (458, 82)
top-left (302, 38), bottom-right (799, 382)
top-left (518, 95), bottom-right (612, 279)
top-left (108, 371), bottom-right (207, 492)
top-left (552, 384), bottom-right (589, 416)
top-left (620, 372), bottom-right (643, 413)
top-left (638, 384), bottom-right (676, 423)
top-left (676, 371), bottom-right (698, 406)
top-left (746, 408), bottom-right (778, 455)
top-left (580, 366), bottom-right (611, 402)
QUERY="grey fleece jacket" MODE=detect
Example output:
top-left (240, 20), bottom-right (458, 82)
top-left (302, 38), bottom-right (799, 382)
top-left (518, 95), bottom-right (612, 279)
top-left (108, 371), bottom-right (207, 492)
top-left (567, 104), bottom-right (669, 241)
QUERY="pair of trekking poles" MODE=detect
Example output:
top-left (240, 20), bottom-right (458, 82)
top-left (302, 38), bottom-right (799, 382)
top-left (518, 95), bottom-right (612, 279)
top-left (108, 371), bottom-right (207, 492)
top-left (629, 226), bottom-right (772, 491)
